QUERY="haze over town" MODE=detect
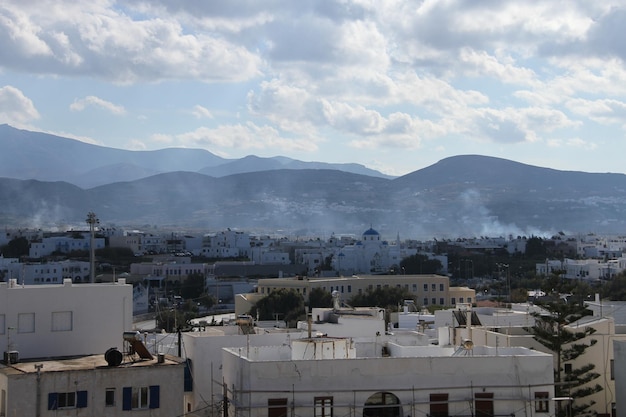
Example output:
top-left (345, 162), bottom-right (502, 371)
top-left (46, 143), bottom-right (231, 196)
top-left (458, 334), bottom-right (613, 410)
top-left (2, 2), bottom-right (626, 176)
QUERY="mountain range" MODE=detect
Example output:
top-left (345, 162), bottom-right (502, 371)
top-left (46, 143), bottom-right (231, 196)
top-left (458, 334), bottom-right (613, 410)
top-left (1, 124), bottom-right (625, 238)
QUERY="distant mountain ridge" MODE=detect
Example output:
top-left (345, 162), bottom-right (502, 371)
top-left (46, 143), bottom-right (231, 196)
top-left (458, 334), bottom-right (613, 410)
top-left (0, 124), bottom-right (391, 187)
top-left (1, 125), bottom-right (626, 237)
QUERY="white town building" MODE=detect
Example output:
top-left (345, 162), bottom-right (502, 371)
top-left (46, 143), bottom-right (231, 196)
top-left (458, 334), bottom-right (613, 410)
top-left (0, 352), bottom-right (184, 416)
top-left (221, 334), bottom-right (554, 417)
top-left (0, 278), bottom-right (132, 360)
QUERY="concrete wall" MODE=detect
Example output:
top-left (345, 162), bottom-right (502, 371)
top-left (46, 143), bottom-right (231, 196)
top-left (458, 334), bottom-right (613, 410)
top-left (0, 279), bottom-right (132, 359)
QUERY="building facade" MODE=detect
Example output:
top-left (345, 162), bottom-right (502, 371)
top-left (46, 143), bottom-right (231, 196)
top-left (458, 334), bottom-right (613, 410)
top-left (0, 278), bottom-right (132, 359)
top-left (0, 353), bottom-right (184, 416)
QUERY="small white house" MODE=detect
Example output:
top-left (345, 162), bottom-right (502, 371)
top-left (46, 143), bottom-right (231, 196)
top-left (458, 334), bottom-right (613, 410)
top-left (0, 278), bottom-right (132, 359)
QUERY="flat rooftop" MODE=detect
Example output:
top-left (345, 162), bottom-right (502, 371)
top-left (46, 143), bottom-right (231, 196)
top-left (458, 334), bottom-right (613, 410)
top-left (0, 353), bottom-right (182, 375)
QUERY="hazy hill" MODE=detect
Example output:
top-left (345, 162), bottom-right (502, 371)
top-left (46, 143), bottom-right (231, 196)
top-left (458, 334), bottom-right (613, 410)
top-left (0, 125), bottom-right (389, 187)
top-left (1, 153), bottom-right (625, 237)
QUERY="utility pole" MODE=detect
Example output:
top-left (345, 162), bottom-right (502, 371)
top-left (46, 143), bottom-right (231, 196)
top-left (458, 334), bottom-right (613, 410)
top-left (35, 364), bottom-right (43, 417)
top-left (86, 212), bottom-right (99, 283)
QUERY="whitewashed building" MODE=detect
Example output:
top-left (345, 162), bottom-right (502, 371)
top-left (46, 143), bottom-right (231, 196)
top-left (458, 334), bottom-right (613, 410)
top-left (29, 234), bottom-right (105, 258)
top-left (221, 335), bottom-right (554, 417)
top-left (331, 228), bottom-right (419, 275)
top-left (0, 353), bottom-right (184, 417)
top-left (0, 278), bottom-right (132, 359)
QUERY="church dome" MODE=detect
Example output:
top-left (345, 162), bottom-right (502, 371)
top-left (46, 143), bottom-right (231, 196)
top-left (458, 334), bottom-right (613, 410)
top-left (363, 228), bottom-right (380, 236)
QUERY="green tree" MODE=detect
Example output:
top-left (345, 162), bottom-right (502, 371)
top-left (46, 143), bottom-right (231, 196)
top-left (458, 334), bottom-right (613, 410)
top-left (308, 287), bottom-right (333, 308)
top-left (530, 301), bottom-right (602, 417)
top-left (0, 237), bottom-right (29, 258)
top-left (400, 254), bottom-right (442, 274)
top-left (250, 289), bottom-right (305, 327)
top-left (180, 273), bottom-right (206, 300)
top-left (348, 286), bottom-right (414, 311)
top-left (526, 236), bottom-right (547, 258)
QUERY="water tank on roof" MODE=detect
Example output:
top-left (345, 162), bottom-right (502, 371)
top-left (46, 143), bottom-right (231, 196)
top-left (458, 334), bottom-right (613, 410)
top-left (105, 347), bottom-right (123, 367)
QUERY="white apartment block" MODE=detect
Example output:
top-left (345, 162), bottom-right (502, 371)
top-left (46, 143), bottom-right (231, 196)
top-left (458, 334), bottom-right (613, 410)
top-left (0, 278), bottom-right (132, 359)
top-left (29, 234), bottom-right (105, 258)
top-left (109, 231), bottom-right (168, 255)
top-left (15, 260), bottom-right (90, 285)
top-left (221, 335), bottom-right (554, 417)
top-left (536, 257), bottom-right (626, 280)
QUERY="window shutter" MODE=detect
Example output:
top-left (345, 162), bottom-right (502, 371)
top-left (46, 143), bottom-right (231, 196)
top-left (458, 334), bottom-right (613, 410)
top-left (76, 390), bottom-right (88, 408)
top-left (48, 393), bottom-right (58, 410)
top-left (149, 385), bottom-right (160, 409)
top-left (122, 387), bottom-right (132, 411)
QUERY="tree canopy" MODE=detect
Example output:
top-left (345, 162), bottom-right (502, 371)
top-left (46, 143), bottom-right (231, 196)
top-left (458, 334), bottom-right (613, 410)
top-left (348, 286), bottom-right (415, 311)
top-left (250, 289), bottom-right (305, 327)
top-left (531, 301), bottom-right (601, 417)
top-left (399, 254), bottom-right (442, 274)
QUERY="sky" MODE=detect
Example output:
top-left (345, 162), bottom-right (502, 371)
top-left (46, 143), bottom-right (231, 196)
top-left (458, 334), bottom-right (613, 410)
top-left (1, 1), bottom-right (626, 177)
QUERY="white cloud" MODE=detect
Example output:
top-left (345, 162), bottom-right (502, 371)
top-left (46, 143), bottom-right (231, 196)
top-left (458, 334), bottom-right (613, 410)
top-left (0, 85), bottom-right (40, 123)
top-left (70, 96), bottom-right (126, 115)
top-left (0, 0), bottom-right (263, 83)
top-left (174, 124), bottom-right (319, 153)
top-left (191, 105), bottom-right (213, 119)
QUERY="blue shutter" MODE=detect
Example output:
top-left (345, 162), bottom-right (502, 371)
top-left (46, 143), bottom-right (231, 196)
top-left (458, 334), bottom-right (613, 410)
top-left (48, 393), bottom-right (58, 410)
top-left (184, 359), bottom-right (193, 392)
top-left (149, 385), bottom-right (160, 409)
top-left (77, 390), bottom-right (88, 408)
top-left (122, 387), bottom-right (132, 411)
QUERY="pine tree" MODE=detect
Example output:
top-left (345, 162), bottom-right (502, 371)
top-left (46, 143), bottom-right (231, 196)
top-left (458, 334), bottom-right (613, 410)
top-left (531, 301), bottom-right (602, 417)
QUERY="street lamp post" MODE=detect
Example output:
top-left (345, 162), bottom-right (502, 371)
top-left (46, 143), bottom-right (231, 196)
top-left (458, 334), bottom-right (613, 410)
top-left (86, 211), bottom-right (99, 283)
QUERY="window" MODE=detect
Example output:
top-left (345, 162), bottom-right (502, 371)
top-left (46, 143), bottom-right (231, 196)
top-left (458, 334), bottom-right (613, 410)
top-left (535, 392), bottom-right (549, 413)
top-left (17, 313), bottom-right (35, 333)
top-left (611, 359), bottom-right (615, 380)
top-left (431, 283), bottom-right (436, 291)
top-left (475, 393), bottom-right (494, 417)
top-left (268, 398), bottom-right (288, 417)
top-left (564, 363), bottom-right (572, 374)
top-left (430, 393), bottom-right (448, 417)
top-left (423, 298), bottom-right (428, 305)
top-left (424, 284), bottom-right (428, 291)
top-left (52, 311), bottom-right (73, 332)
top-left (315, 396), bottom-right (333, 417)
top-left (132, 387), bottom-right (148, 409)
top-left (431, 298), bottom-right (436, 305)
top-left (48, 391), bottom-right (87, 410)
top-left (440, 283), bottom-right (444, 291)
top-left (105, 388), bottom-right (115, 407)
top-left (439, 298), bottom-right (444, 305)
top-left (451, 297), bottom-right (456, 305)
top-left (122, 386), bottom-right (159, 410)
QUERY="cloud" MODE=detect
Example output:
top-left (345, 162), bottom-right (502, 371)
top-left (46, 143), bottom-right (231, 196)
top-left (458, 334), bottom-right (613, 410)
top-left (0, 0), bottom-right (263, 83)
top-left (191, 105), bottom-right (213, 119)
top-left (174, 123), bottom-right (319, 153)
top-left (70, 96), bottom-right (126, 115)
top-left (0, 85), bottom-right (40, 123)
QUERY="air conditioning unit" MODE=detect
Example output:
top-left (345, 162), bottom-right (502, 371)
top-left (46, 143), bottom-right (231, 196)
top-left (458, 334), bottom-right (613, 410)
top-left (3, 351), bottom-right (19, 364)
